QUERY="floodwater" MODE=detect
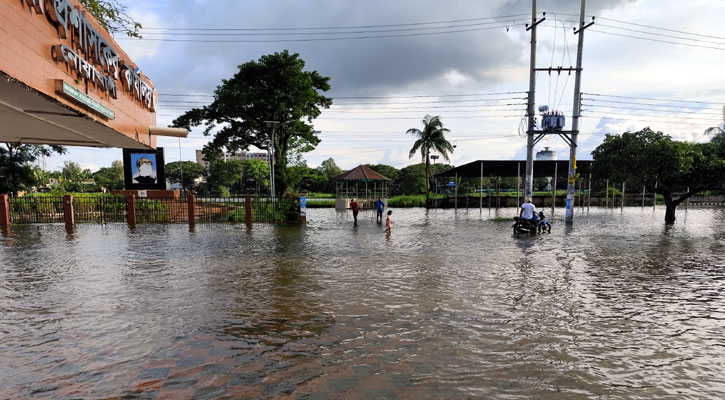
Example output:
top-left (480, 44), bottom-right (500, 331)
top-left (1, 207), bottom-right (724, 399)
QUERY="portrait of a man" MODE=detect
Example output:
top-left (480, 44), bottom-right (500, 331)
top-left (123, 148), bottom-right (166, 190)
top-left (131, 154), bottom-right (157, 184)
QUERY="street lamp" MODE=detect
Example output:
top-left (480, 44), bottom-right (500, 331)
top-left (264, 120), bottom-right (280, 198)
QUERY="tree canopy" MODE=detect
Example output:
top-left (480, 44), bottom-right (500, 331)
top-left (591, 127), bottom-right (725, 222)
top-left (0, 144), bottom-right (65, 196)
top-left (172, 51), bottom-right (332, 196)
top-left (165, 161), bottom-right (206, 192)
top-left (93, 160), bottom-right (124, 191)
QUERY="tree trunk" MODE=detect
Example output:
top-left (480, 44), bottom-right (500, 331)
top-left (659, 186), bottom-right (700, 223)
top-left (425, 152), bottom-right (431, 201)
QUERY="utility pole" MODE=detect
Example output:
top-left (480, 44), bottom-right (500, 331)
top-left (265, 121), bottom-right (280, 198)
top-left (565, 0), bottom-right (590, 223)
top-left (524, 0), bottom-right (538, 199)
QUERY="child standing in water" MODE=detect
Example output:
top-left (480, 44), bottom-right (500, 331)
top-left (385, 210), bottom-right (393, 233)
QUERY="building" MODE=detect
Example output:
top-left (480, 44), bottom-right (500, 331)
top-left (0, 0), bottom-right (186, 148)
top-left (195, 150), bottom-right (269, 169)
top-left (536, 147), bottom-right (558, 191)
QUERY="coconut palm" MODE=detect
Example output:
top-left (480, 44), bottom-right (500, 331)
top-left (407, 115), bottom-right (454, 199)
top-left (704, 106), bottom-right (725, 143)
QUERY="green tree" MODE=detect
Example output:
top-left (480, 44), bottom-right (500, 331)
top-left (79, 0), bottom-right (142, 38)
top-left (241, 159), bottom-right (271, 193)
top-left (0, 144), bottom-right (66, 196)
top-left (316, 157), bottom-right (341, 192)
top-left (165, 161), bottom-right (206, 192)
top-left (592, 128), bottom-right (725, 222)
top-left (407, 115), bottom-right (455, 200)
top-left (366, 164), bottom-right (399, 181)
top-left (62, 161), bottom-right (84, 183)
top-left (207, 160), bottom-right (245, 194)
top-left (172, 51), bottom-right (332, 196)
top-left (93, 160), bottom-right (124, 190)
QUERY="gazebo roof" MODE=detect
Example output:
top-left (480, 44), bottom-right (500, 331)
top-left (333, 165), bottom-right (391, 181)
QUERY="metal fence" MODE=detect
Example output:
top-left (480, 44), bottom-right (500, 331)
top-left (9, 196), bottom-right (64, 223)
top-left (6, 195), bottom-right (300, 225)
top-left (73, 195), bottom-right (127, 223)
top-left (195, 197), bottom-right (247, 223)
top-left (249, 197), bottom-right (298, 223)
top-left (135, 198), bottom-right (189, 223)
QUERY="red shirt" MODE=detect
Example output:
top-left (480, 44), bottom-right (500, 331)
top-left (350, 201), bottom-right (359, 212)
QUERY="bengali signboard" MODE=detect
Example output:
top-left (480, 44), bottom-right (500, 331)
top-left (25, 0), bottom-right (156, 112)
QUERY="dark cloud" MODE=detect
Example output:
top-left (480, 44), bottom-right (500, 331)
top-left (137, 0), bottom-right (639, 99)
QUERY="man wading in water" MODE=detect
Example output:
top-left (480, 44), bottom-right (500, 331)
top-left (350, 198), bottom-right (359, 225)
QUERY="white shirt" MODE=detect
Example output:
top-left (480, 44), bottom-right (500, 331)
top-left (521, 202), bottom-right (536, 219)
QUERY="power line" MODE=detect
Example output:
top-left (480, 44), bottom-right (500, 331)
top-left (116, 23), bottom-right (519, 43)
top-left (139, 13), bottom-right (534, 32)
top-left (582, 97), bottom-right (724, 111)
top-left (158, 91), bottom-right (527, 99)
top-left (584, 92), bottom-right (725, 105)
top-left (137, 19), bottom-right (527, 37)
top-left (582, 103), bottom-right (723, 116)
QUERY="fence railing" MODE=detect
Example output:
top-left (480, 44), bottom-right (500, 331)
top-left (2, 194), bottom-right (301, 226)
top-left (9, 196), bottom-right (65, 223)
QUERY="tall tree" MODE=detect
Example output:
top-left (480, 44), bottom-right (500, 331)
top-left (62, 161), bottom-right (84, 183)
top-left (93, 160), bottom-right (124, 191)
top-left (172, 51), bottom-right (332, 196)
top-left (0, 144), bottom-right (65, 196)
top-left (407, 115), bottom-right (454, 200)
top-left (165, 161), bottom-right (206, 192)
top-left (592, 128), bottom-right (725, 222)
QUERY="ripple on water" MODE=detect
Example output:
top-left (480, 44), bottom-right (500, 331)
top-left (1, 208), bottom-right (725, 398)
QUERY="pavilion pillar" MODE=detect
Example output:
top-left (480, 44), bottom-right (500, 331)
top-left (479, 161), bottom-right (483, 214)
top-left (621, 182), bottom-right (625, 211)
top-left (454, 173), bottom-right (458, 212)
top-left (588, 173), bottom-right (592, 213)
top-left (187, 191), bottom-right (195, 227)
top-left (605, 179), bottom-right (609, 208)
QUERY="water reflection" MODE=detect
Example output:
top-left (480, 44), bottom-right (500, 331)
top-left (1, 208), bottom-right (724, 398)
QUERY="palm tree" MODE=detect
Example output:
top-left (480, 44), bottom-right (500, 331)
top-left (407, 115), bottom-right (454, 199)
top-left (704, 106), bottom-right (725, 143)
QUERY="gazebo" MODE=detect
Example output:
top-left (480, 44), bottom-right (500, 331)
top-left (333, 165), bottom-right (391, 211)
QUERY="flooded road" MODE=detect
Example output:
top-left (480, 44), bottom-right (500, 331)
top-left (1, 207), bottom-right (724, 399)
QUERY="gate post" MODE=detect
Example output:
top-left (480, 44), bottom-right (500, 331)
top-left (63, 194), bottom-right (74, 229)
top-left (187, 191), bottom-right (195, 227)
top-left (245, 194), bottom-right (252, 225)
top-left (126, 194), bottom-right (136, 227)
top-left (0, 194), bottom-right (10, 228)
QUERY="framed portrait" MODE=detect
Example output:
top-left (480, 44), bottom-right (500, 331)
top-left (122, 147), bottom-right (166, 190)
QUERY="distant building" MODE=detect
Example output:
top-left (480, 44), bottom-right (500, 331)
top-left (195, 150), bottom-right (269, 169)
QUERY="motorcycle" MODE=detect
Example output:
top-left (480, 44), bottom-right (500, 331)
top-left (512, 216), bottom-right (552, 234)
top-left (512, 216), bottom-right (538, 234)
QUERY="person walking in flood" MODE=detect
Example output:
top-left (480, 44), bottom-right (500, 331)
top-left (350, 198), bottom-right (360, 224)
top-left (385, 210), bottom-right (392, 234)
top-left (375, 198), bottom-right (384, 223)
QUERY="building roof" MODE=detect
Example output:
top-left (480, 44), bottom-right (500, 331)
top-left (333, 165), bottom-right (391, 181)
top-left (434, 160), bottom-right (593, 178)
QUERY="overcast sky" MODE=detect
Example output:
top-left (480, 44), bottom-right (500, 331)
top-left (47, 0), bottom-right (725, 172)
